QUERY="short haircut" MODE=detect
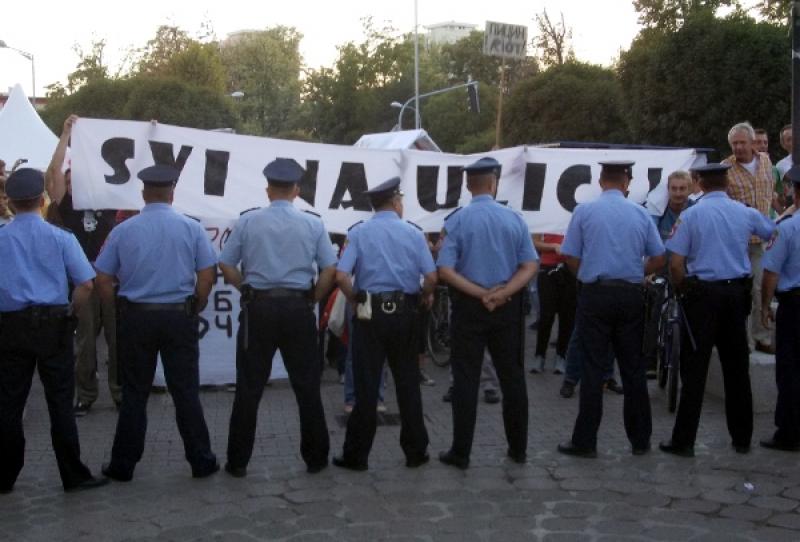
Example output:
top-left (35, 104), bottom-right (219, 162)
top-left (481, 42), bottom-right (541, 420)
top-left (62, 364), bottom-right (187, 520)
top-left (700, 173), bottom-right (728, 191)
top-left (465, 171), bottom-right (496, 191)
top-left (781, 124), bottom-right (793, 144)
top-left (728, 122), bottom-right (755, 144)
top-left (10, 196), bottom-right (41, 211)
top-left (667, 170), bottom-right (691, 189)
top-left (142, 184), bottom-right (173, 202)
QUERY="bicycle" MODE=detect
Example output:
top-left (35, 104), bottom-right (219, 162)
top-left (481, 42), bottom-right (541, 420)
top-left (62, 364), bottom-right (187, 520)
top-left (426, 285), bottom-right (451, 367)
top-left (653, 277), bottom-right (682, 413)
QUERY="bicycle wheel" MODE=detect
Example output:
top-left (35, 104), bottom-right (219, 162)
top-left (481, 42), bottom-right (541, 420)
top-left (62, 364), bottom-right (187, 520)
top-left (657, 345), bottom-right (668, 389)
top-left (426, 312), bottom-right (451, 367)
top-left (667, 321), bottom-right (680, 413)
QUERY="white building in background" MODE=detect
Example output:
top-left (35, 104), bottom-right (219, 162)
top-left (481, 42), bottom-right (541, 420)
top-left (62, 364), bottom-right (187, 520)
top-left (424, 21), bottom-right (477, 47)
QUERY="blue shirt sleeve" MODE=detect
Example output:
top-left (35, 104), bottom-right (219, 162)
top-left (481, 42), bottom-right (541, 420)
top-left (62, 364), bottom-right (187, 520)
top-left (63, 233), bottom-right (96, 284)
top-left (560, 207), bottom-right (584, 258)
top-left (315, 225), bottom-right (338, 269)
top-left (337, 230), bottom-right (359, 274)
top-left (665, 213), bottom-right (691, 256)
top-left (763, 225), bottom-right (788, 274)
top-left (93, 229), bottom-right (120, 276)
top-left (516, 216), bottom-right (538, 263)
top-left (436, 229), bottom-right (459, 269)
top-left (218, 218), bottom-right (243, 267)
top-left (193, 223), bottom-right (218, 271)
top-left (749, 208), bottom-right (776, 241)
top-left (415, 231), bottom-right (436, 275)
top-left (644, 215), bottom-right (666, 257)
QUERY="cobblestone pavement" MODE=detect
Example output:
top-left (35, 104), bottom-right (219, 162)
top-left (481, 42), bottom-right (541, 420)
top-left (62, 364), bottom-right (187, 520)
top-left (2, 324), bottom-right (800, 542)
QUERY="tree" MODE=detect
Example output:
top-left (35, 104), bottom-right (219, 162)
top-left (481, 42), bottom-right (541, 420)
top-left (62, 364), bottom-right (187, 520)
top-left (503, 62), bottom-right (630, 145)
top-left (618, 11), bottom-right (789, 153)
top-left (46, 39), bottom-right (110, 99)
top-left (219, 26), bottom-right (305, 137)
top-left (423, 85), bottom-right (499, 153)
top-left (134, 26), bottom-right (194, 76)
top-left (760, 0), bottom-right (792, 23)
top-left (633, 0), bottom-right (738, 30)
top-left (534, 10), bottom-right (575, 68)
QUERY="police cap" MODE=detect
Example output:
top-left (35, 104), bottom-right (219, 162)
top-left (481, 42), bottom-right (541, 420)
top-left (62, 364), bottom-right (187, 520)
top-left (692, 162), bottom-right (731, 183)
top-left (462, 156), bottom-right (500, 175)
top-left (138, 165), bottom-right (180, 186)
top-left (263, 158), bottom-right (305, 186)
top-left (365, 176), bottom-right (403, 209)
top-left (598, 160), bottom-right (635, 179)
top-left (5, 168), bottom-right (45, 200)
top-left (784, 164), bottom-right (800, 186)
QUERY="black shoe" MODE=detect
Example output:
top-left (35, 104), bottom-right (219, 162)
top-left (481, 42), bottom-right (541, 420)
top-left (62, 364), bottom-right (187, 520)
top-left (438, 450), bottom-right (469, 470)
top-left (557, 442), bottom-right (597, 458)
top-left (507, 449), bottom-right (527, 464)
top-left (101, 463), bottom-right (133, 482)
top-left (659, 440), bottom-right (694, 458)
top-left (733, 443), bottom-right (751, 454)
top-left (306, 459), bottom-right (329, 474)
top-left (405, 453), bottom-right (430, 468)
top-left (73, 402), bottom-right (91, 417)
top-left (604, 378), bottom-right (624, 394)
top-left (560, 381), bottom-right (575, 398)
top-left (442, 386), bottom-right (453, 403)
top-left (332, 455), bottom-right (368, 472)
top-left (64, 476), bottom-right (109, 493)
top-left (760, 437), bottom-right (800, 452)
top-left (0, 486), bottom-right (12, 494)
top-left (192, 461), bottom-right (220, 479)
top-left (632, 443), bottom-right (651, 456)
top-left (484, 389), bottom-right (500, 404)
top-left (224, 462), bottom-right (247, 478)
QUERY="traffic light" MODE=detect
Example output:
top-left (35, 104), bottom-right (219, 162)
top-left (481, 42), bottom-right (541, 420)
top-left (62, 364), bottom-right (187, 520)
top-left (467, 82), bottom-right (480, 114)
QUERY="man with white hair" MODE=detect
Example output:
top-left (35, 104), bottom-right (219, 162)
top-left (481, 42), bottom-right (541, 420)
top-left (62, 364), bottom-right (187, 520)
top-left (723, 122), bottom-right (775, 354)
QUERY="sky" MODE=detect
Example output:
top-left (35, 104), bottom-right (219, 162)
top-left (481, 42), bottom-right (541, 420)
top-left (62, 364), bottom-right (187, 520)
top-left (0, 0), bottom-right (641, 99)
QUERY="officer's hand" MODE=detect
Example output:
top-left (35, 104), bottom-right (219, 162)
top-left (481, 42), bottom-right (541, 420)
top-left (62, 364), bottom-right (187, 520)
top-left (421, 292), bottom-right (434, 310)
top-left (762, 305), bottom-right (774, 328)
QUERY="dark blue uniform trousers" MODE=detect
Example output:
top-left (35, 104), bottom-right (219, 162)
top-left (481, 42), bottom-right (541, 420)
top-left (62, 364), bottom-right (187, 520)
top-left (342, 302), bottom-right (429, 465)
top-left (671, 280), bottom-right (752, 448)
top-left (0, 313), bottom-right (93, 491)
top-left (449, 293), bottom-right (528, 459)
top-left (227, 297), bottom-right (329, 470)
top-left (571, 283), bottom-right (651, 451)
top-left (108, 308), bottom-right (217, 477)
top-left (773, 295), bottom-right (800, 445)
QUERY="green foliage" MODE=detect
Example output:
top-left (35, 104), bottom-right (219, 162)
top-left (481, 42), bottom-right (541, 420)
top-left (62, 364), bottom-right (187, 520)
top-left (760, 0), bottom-right (792, 24)
top-left (134, 26), bottom-right (194, 76)
top-left (618, 11), bottom-right (789, 153)
top-left (41, 77), bottom-right (236, 132)
top-left (534, 10), bottom-right (576, 68)
top-left (423, 85), bottom-right (498, 153)
top-left (503, 62), bottom-right (630, 145)
top-left (219, 26), bottom-right (304, 136)
top-left (434, 31), bottom-right (537, 88)
top-left (632, 0), bottom-right (739, 30)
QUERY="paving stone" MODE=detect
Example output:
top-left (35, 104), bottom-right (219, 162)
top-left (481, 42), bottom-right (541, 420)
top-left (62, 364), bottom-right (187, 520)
top-left (689, 532), bottom-right (752, 542)
top-left (539, 517), bottom-right (591, 531)
top-left (767, 513), bottom-right (800, 530)
top-left (671, 498), bottom-right (722, 514)
top-left (743, 526), bottom-right (800, 542)
top-left (593, 520), bottom-right (646, 536)
top-left (641, 525), bottom-right (699, 541)
top-left (701, 489), bottom-right (750, 505)
top-left (655, 484), bottom-right (703, 499)
top-left (540, 534), bottom-right (593, 542)
top-left (750, 495), bottom-right (798, 512)
top-left (718, 504), bottom-right (773, 522)
top-left (559, 478), bottom-right (603, 491)
top-left (550, 502), bottom-right (598, 518)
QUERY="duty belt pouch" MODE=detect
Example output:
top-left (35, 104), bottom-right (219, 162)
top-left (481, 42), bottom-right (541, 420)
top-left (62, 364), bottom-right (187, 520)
top-left (356, 292), bottom-right (372, 320)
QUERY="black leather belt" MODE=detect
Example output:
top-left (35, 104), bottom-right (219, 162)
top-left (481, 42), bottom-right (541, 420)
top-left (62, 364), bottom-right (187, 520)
top-left (369, 291), bottom-right (418, 314)
top-left (698, 277), bottom-right (750, 286)
top-left (252, 288), bottom-right (309, 299)
top-left (1, 305), bottom-right (69, 318)
top-left (127, 302), bottom-right (185, 311)
top-left (776, 287), bottom-right (800, 302)
top-left (582, 279), bottom-right (640, 289)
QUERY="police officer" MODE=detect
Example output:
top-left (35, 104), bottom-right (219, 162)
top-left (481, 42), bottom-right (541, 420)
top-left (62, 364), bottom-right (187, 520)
top-left (660, 163), bottom-right (775, 457)
top-left (437, 157), bottom-right (538, 469)
top-left (761, 174), bottom-right (800, 452)
top-left (0, 168), bottom-right (107, 493)
top-left (220, 158), bottom-right (336, 476)
top-left (558, 161), bottom-right (665, 458)
top-left (333, 177), bottom-right (437, 471)
top-left (95, 165), bottom-right (219, 481)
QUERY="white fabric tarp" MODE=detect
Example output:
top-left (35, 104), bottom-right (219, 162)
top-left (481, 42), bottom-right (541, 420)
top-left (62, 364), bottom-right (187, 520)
top-left (0, 84), bottom-right (58, 170)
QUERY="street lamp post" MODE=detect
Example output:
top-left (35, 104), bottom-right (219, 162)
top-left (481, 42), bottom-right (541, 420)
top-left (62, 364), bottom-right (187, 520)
top-left (0, 40), bottom-right (35, 107)
top-left (392, 80), bottom-right (479, 130)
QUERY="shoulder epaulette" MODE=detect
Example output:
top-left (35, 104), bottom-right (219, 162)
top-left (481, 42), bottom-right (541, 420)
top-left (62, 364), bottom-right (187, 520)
top-left (184, 214), bottom-right (201, 222)
top-left (303, 209), bottom-right (321, 218)
top-left (443, 207), bottom-right (462, 221)
top-left (347, 220), bottom-right (364, 232)
top-left (406, 220), bottom-right (422, 231)
top-left (777, 213), bottom-right (794, 225)
top-left (497, 200), bottom-right (509, 207)
top-left (239, 207), bottom-right (259, 216)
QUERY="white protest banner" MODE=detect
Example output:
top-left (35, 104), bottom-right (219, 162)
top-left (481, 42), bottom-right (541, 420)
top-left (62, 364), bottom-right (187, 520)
top-left (483, 21), bottom-right (529, 59)
top-left (71, 119), bottom-right (698, 235)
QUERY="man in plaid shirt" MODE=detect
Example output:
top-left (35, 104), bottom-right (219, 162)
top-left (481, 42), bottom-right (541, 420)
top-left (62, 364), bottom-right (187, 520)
top-left (722, 122), bottom-right (775, 354)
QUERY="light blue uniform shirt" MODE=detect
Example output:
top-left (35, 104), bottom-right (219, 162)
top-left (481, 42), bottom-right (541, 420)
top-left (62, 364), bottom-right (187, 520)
top-left (561, 189), bottom-right (665, 284)
top-left (219, 200), bottom-right (337, 289)
top-left (94, 203), bottom-right (217, 303)
top-left (666, 191), bottom-right (775, 281)
top-left (436, 195), bottom-right (538, 288)
top-left (0, 213), bottom-right (96, 311)
top-left (762, 215), bottom-right (800, 292)
top-left (338, 211), bottom-right (435, 294)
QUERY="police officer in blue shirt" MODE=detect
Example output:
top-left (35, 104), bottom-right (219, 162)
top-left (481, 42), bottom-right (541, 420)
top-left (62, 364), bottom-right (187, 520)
top-left (333, 177), bottom-right (437, 471)
top-left (0, 168), bottom-right (108, 493)
top-left (759, 173), bottom-right (800, 452)
top-left (220, 158), bottom-right (336, 476)
top-left (660, 163), bottom-right (775, 457)
top-left (437, 157), bottom-right (539, 469)
top-left (558, 161), bottom-right (665, 458)
top-left (95, 165), bottom-right (220, 481)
